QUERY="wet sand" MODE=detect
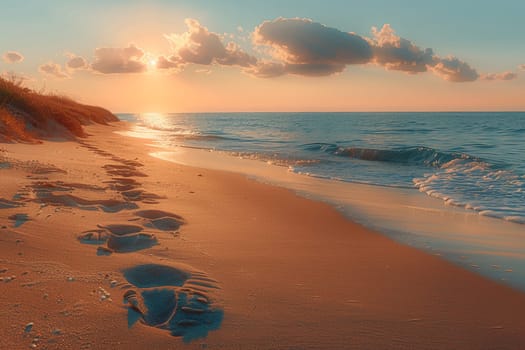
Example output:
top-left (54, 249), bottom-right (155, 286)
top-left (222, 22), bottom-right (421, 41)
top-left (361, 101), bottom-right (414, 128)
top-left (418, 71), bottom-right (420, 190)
top-left (1, 122), bottom-right (525, 349)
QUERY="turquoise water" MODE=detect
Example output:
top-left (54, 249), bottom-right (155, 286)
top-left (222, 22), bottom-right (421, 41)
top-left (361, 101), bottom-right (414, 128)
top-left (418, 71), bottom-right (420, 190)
top-left (120, 112), bottom-right (525, 225)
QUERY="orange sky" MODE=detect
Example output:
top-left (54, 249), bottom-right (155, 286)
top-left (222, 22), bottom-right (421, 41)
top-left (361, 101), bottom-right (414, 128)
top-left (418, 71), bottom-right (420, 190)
top-left (44, 66), bottom-right (524, 113)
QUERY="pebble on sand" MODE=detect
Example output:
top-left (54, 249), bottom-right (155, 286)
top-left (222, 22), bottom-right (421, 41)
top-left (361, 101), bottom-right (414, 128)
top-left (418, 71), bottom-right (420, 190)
top-left (24, 322), bottom-right (34, 333)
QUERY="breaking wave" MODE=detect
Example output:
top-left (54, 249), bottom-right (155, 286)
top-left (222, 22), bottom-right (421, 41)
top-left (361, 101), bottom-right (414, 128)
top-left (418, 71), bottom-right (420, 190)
top-left (302, 143), bottom-right (481, 168)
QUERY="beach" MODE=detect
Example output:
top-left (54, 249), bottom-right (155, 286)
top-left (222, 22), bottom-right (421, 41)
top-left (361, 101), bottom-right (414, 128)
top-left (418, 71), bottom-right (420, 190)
top-left (0, 121), bottom-right (524, 349)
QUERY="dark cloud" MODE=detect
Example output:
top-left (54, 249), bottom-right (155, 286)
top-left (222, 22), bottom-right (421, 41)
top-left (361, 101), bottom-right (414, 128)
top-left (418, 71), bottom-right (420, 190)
top-left (481, 71), bottom-right (518, 81)
top-left (91, 44), bottom-right (147, 74)
top-left (248, 18), bottom-right (498, 83)
top-left (430, 56), bottom-right (479, 82)
top-left (246, 61), bottom-right (345, 78)
top-left (251, 17), bottom-right (372, 77)
top-left (39, 62), bottom-right (70, 79)
top-left (66, 56), bottom-right (88, 70)
top-left (2, 51), bottom-right (24, 63)
top-left (370, 24), bottom-right (435, 73)
top-left (163, 19), bottom-right (256, 68)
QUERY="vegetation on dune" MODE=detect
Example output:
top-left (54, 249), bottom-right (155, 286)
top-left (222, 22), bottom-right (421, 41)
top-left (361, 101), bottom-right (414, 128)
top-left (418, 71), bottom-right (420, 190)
top-left (0, 75), bottom-right (118, 142)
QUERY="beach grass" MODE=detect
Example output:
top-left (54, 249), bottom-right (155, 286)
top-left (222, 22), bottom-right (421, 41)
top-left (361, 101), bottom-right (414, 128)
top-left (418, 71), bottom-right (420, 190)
top-left (0, 76), bottom-right (117, 142)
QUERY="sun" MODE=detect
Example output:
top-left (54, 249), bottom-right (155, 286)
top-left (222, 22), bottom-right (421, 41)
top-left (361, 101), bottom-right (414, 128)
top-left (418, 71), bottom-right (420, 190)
top-left (148, 59), bottom-right (157, 67)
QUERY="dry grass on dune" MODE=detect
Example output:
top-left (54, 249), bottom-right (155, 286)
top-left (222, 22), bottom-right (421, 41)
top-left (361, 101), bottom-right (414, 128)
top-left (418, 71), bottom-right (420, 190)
top-left (0, 107), bottom-right (34, 142)
top-left (0, 76), bottom-right (118, 142)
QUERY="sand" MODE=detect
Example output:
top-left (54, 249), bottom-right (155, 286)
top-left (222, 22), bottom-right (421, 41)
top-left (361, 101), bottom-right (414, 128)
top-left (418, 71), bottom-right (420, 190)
top-left (1, 121), bottom-right (525, 350)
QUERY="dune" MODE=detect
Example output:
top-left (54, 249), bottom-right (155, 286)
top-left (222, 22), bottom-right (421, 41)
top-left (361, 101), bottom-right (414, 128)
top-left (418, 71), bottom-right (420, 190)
top-left (0, 76), bottom-right (117, 142)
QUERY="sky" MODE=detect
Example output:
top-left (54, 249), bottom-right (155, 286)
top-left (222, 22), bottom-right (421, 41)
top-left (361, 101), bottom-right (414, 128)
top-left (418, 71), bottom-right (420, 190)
top-left (1, 0), bottom-right (524, 112)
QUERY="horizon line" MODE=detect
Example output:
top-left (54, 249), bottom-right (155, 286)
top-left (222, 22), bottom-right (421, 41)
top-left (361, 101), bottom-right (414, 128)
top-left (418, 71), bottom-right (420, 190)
top-left (114, 110), bottom-right (525, 114)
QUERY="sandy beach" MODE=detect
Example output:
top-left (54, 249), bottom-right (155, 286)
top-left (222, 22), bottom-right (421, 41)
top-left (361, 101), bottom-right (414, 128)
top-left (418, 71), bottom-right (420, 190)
top-left (0, 121), bottom-right (524, 349)
top-left (3, 1), bottom-right (525, 347)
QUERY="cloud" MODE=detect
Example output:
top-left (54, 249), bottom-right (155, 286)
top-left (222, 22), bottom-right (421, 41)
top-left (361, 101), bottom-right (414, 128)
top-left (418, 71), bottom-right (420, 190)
top-left (39, 62), bottom-right (70, 79)
top-left (248, 18), bottom-right (492, 83)
top-left (481, 71), bottom-right (518, 81)
top-left (370, 24), bottom-right (435, 73)
top-left (2, 51), bottom-right (24, 63)
top-left (519, 64), bottom-right (525, 71)
top-left (23, 18), bottom-right (514, 84)
top-left (287, 63), bottom-right (346, 76)
top-left (156, 55), bottom-right (181, 70)
top-left (245, 61), bottom-right (286, 78)
top-left (66, 55), bottom-right (88, 70)
top-left (91, 44), bottom-right (147, 74)
top-left (430, 56), bottom-right (479, 82)
top-left (246, 62), bottom-right (346, 78)
top-left (163, 18), bottom-right (257, 68)
top-left (251, 18), bottom-right (372, 77)
top-left (369, 25), bottom-right (482, 82)
top-left (216, 41), bottom-right (257, 66)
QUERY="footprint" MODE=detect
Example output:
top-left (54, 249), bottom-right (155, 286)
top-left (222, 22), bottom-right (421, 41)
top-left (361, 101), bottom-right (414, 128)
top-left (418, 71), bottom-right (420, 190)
top-left (147, 217), bottom-right (183, 231)
top-left (0, 161), bottom-right (11, 169)
top-left (121, 190), bottom-right (164, 202)
top-left (103, 164), bottom-right (147, 178)
top-left (100, 224), bottom-right (144, 236)
top-left (100, 225), bottom-right (157, 252)
top-left (60, 182), bottom-right (106, 191)
top-left (122, 264), bottom-right (223, 342)
top-left (31, 166), bottom-right (67, 175)
top-left (108, 233), bottom-right (157, 252)
top-left (0, 198), bottom-right (21, 209)
top-left (134, 210), bottom-right (183, 220)
top-left (97, 247), bottom-right (113, 256)
top-left (79, 224), bottom-right (158, 253)
top-left (78, 229), bottom-right (110, 245)
top-left (110, 157), bottom-right (144, 168)
top-left (30, 181), bottom-right (73, 192)
top-left (104, 178), bottom-right (141, 192)
top-left (8, 213), bottom-right (29, 228)
top-left (134, 210), bottom-right (185, 231)
top-left (123, 264), bottom-right (190, 287)
top-left (94, 150), bottom-right (113, 157)
top-left (33, 193), bottom-right (138, 213)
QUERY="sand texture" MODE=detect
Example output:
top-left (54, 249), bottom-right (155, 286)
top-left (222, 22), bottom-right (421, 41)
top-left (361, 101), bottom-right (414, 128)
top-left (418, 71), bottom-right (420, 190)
top-left (1, 122), bottom-right (525, 349)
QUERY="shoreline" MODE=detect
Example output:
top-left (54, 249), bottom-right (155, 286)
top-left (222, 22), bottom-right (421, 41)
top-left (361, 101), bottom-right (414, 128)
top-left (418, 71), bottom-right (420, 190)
top-left (1, 121), bottom-right (525, 349)
top-left (144, 134), bottom-right (525, 293)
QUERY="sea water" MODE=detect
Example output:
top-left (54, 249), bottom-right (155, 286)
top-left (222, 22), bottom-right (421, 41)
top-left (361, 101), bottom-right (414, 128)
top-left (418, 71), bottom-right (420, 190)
top-left (119, 112), bottom-right (525, 289)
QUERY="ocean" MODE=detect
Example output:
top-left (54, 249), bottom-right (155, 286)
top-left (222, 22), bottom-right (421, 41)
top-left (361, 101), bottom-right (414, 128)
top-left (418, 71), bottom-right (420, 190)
top-left (119, 112), bottom-right (525, 290)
